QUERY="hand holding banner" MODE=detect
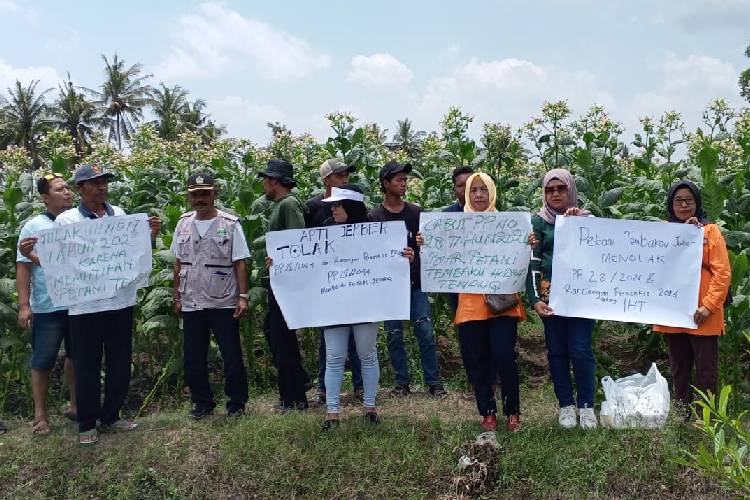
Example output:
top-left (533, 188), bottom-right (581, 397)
top-left (266, 221), bottom-right (410, 329)
top-left (419, 212), bottom-right (532, 294)
top-left (35, 213), bottom-right (153, 308)
top-left (549, 216), bottom-right (703, 328)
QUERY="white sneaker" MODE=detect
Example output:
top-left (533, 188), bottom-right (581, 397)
top-left (579, 407), bottom-right (597, 430)
top-left (559, 405), bottom-right (577, 428)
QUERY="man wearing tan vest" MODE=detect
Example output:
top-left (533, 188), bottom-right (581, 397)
top-left (172, 172), bottom-right (250, 419)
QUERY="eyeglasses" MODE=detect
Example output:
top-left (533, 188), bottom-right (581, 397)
top-left (545, 185), bottom-right (569, 195)
top-left (672, 197), bottom-right (696, 207)
top-left (43, 173), bottom-right (64, 181)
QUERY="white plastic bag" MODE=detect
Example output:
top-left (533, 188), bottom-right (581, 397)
top-left (599, 363), bottom-right (670, 429)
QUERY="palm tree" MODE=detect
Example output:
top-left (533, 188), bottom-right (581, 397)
top-left (181, 98), bottom-right (225, 143)
top-left (48, 75), bottom-right (103, 159)
top-left (97, 53), bottom-right (152, 149)
top-left (266, 121), bottom-right (289, 136)
top-left (0, 80), bottom-right (50, 165)
top-left (195, 121), bottom-right (226, 144)
top-left (392, 118), bottom-right (425, 156)
top-left (149, 83), bottom-right (189, 140)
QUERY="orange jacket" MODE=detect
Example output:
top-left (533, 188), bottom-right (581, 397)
top-left (654, 223), bottom-right (731, 336)
top-left (454, 293), bottom-right (527, 325)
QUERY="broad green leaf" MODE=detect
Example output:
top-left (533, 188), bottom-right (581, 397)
top-left (697, 146), bottom-right (719, 178)
top-left (2, 187), bottom-right (22, 211)
top-left (599, 187), bottom-right (624, 208)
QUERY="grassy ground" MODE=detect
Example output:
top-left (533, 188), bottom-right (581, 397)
top-left (0, 384), bottom-right (732, 500)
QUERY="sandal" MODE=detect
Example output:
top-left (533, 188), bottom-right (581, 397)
top-left (32, 417), bottom-right (51, 436)
top-left (0, 421), bottom-right (7, 435)
top-left (62, 409), bottom-right (78, 422)
top-left (100, 419), bottom-right (138, 432)
top-left (79, 429), bottom-right (99, 445)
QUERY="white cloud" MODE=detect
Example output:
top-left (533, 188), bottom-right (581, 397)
top-left (677, 0), bottom-right (750, 31)
top-left (44, 27), bottom-right (81, 54)
top-left (631, 52), bottom-right (740, 127)
top-left (0, 59), bottom-right (62, 95)
top-left (0, 0), bottom-right (39, 24)
top-left (348, 53), bottom-right (414, 87)
top-left (416, 57), bottom-right (616, 131)
top-left (155, 2), bottom-right (331, 81)
top-left (438, 44), bottom-right (461, 64)
top-left (210, 96), bottom-right (286, 140)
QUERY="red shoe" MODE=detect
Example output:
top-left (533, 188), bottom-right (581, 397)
top-left (481, 415), bottom-right (498, 432)
top-left (506, 415), bottom-right (521, 432)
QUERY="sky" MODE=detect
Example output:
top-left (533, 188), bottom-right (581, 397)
top-left (0, 0), bottom-right (749, 144)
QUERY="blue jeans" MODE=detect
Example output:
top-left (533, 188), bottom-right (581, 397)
top-left (542, 315), bottom-right (596, 408)
top-left (31, 310), bottom-right (71, 371)
top-left (384, 288), bottom-right (440, 387)
top-left (317, 329), bottom-right (362, 392)
top-left (324, 323), bottom-right (380, 413)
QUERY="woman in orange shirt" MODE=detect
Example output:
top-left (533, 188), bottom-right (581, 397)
top-left (419, 173), bottom-right (530, 432)
top-left (654, 181), bottom-right (731, 417)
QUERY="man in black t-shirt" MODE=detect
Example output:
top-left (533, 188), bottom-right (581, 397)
top-left (305, 158), bottom-right (363, 406)
top-left (305, 158), bottom-right (355, 227)
top-left (369, 161), bottom-right (446, 398)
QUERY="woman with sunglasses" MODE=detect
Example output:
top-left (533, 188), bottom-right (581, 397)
top-left (526, 169), bottom-right (598, 429)
top-left (653, 181), bottom-right (730, 421)
top-left (318, 185), bottom-right (414, 430)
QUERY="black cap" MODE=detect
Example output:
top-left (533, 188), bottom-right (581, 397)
top-left (257, 159), bottom-right (296, 187)
top-left (379, 161), bottom-right (412, 183)
top-left (187, 172), bottom-right (215, 192)
top-left (74, 163), bottom-right (115, 184)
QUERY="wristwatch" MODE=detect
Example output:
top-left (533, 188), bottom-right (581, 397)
top-left (238, 293), bottom-right (250, 299)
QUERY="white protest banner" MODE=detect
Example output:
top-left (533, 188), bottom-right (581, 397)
top-left (35, 213), bottom-right (153, 308)
top-left (419, 212), bottom-right (532, 294)
top-left (266, 221), bottom-right (410, 329)
top-left (549, 215), bottom-right (703, 328)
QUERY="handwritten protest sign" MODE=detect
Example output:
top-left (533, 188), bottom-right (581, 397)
top-left (35, 213), bottom-right (153, 308)
top-left (419, 212), bottom-right (532, 294)
top-left (549, 216), bottom-right (703, 328)
top-left (266, 221), bottom-right (410, 329)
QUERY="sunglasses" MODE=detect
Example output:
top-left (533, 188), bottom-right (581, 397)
top-left (544, 185), bottom-right (569, 195)
top-left (43, 173), bottom-right (64, 181)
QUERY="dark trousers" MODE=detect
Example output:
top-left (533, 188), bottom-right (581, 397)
top-left (665, 333), bottom-right (719, 409)
top-left (262, 309), bottom-right (277, 368)
top-left (458, 317), bottom-right (520, 416)
top-left (268, 290), bottom-right (308, 408)
top-left (183, 308), bottom-right (248, 410)
top-left (317, 329), bottom-right (362, 392)
top-left (542, 315), bottom-right (596, 408)
top-left (69, 307), bottom-right (134, 433)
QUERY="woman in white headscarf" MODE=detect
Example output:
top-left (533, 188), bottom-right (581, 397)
top-left (419, 172), bottom-right (532, 433)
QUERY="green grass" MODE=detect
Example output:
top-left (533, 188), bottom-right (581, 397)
top-left (0, 386), bottom-right (732, 499)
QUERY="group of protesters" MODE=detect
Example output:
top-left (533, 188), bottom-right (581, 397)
top-left (4, 156), bottom-right (730, 443)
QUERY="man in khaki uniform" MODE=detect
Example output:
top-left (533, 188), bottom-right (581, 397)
top-left (172, 172), bottom-right (250, 419)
